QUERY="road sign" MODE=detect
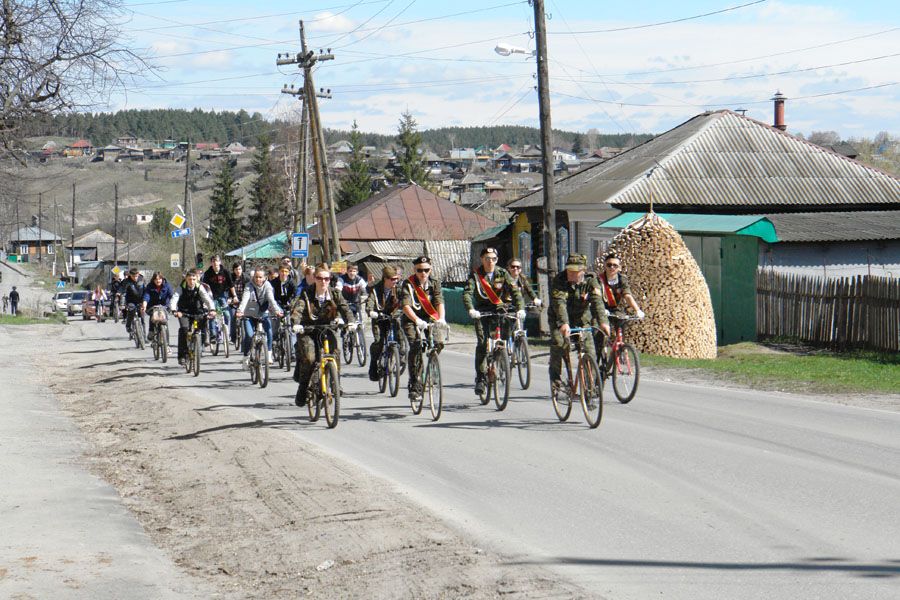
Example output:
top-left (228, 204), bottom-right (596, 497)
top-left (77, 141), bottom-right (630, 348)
top-left (170, 253), bottom-right (180, 268)
top-left (170, 227), bottom-right (192, 239)
top-left (331, 260), bottom-right (347, 275)
top-left (111, 265), bottom-right (122, 275)
top-left (291, 232), bottom-right (310, 258)
top-left (170, 213), bottom-right (186, 229)
top-left (56, 280), bottom-right (65, 289)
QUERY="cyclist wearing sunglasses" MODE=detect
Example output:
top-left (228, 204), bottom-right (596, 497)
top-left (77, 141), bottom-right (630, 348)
top-left (398, 256), bottom-right (446, 402)
top-left (463, 247), bottom-right (525, 397)
top-left (505, 259), bottom-right (541, 307)
top-left (289, 263), bottom-right (355, 406)
top-left (366, 265), bottom-right (408, 381)
top-left (597, 253), bottom-right (644, 318)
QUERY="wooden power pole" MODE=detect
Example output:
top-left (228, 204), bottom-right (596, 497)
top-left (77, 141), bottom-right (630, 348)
top-left (113, 183), bottom-right (119, 268)
top-left (38, 192), bottom-right (43, 264)
top-left (533, 0), bottom-right (558, 279)
top-left (278, 21), bottom-right (341, 263)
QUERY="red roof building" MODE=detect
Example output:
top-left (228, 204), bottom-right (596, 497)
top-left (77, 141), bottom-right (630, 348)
top-left (310, 183), bottom-right (497, 242)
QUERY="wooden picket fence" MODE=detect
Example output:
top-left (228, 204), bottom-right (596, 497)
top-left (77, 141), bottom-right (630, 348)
top-left (756, 270), bottom-right (900, 352)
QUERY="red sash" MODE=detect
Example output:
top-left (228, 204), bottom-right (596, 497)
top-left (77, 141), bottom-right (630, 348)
top-left (476, 270), bottom-right (503, 305)
top-left (600, 273), bottom-right (617, 308)
top-left (408, 276), bottom-right (440, 321)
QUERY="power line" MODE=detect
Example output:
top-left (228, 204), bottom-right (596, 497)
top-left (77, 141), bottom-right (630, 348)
top-left (321, 0), bottom-right (396, 47)
top-left (332, 0), bottom-right (417, 50)
top-left (548, 0), bottom-right (768, 35)
top-left (569, 52), bottom-right (900, 86)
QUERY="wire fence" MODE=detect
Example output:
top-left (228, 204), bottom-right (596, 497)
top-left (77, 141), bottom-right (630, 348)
top-left (756, 270), bottom-right (900, 352)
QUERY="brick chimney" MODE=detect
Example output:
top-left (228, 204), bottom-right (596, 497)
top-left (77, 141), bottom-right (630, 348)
top-left (772, 91), bottom-right (787, 131)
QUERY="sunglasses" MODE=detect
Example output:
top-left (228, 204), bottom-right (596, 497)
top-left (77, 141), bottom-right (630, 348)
top-left (508, 265), bottom-right (521, 269)
top-left (484, 256), bottom-right (498, 261)
top-left (605, 263), bottom-right (620, 268)
top-left (315, 275), bottom-right (331, 281)
top-left (416, 268), bottom-right (431, 273)
top-left (389, 276), bottom-right (400, 281)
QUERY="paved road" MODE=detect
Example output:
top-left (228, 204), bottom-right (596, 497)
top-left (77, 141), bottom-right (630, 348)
top-left (50, 319), bottom-right (900, 598)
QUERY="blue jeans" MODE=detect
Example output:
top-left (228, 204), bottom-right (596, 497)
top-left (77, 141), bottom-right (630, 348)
top-left (209, 296), bottom-right (230, 339)
top-left (242, 317), bottom-right (272, 355)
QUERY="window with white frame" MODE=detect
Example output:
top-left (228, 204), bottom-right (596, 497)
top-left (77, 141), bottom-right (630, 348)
top-left (518, 231), bottom-right (532, 278)
top-left (557, 226), bottom-right (569, 273)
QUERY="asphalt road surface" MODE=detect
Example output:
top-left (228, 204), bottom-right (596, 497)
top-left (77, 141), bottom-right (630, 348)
top-left (44, 317), bottom-right (900, 599)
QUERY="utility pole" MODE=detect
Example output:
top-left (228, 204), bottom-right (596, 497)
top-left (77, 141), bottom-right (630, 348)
top-left (70, 183), bottom-right (76, 277)
top-left (113, 184), bottom-right (119, 268)
top-left (38, 192), bottom-right (43, 264)
top-left (53, 196), bottom-right (61, 276)
top-left (278, 22), bottom-right (340, 263)
top-left (295, 97), bottom-right (309, 235)
top-left (533, 0), bottom-right (557, 279)
top-left (182, 142), bottom-right (191, 263)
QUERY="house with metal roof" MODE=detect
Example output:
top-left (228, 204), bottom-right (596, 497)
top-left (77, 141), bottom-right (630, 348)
top-left (7, 226), bottom-right (62, 262)
top-left (508, 108), bottom-right (900, 275)
top-left (308, 183), bottom-right (497, 284)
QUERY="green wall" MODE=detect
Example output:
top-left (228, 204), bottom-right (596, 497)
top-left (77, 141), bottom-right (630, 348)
top-left (683, 235), bottom-right (758, 345)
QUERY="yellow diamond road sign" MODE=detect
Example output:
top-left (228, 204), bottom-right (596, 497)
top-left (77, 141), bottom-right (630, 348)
top-left (111, 266), bottom-right (122, 275)
top-left (170, 213), bottom-right (186, 229)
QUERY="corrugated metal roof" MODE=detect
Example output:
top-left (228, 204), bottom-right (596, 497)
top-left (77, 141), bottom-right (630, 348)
top-left (763, 211), bottom-right (900, 242)
top-left (349, 239), bottom-right (470, 284)
top-left (308, 183), bottom-right (496, 241)
top-left (225, 231), bottom-right (288, 258)
top-left (508, 110), bottom-right (900, 210)
top-left (598, 212), bottom-right (778, 243)
top-left (11, 226), bottom-right (62, 242)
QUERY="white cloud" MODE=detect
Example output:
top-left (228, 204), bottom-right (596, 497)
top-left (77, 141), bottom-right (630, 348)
top-left (308, 12), bottom-right (357, 34)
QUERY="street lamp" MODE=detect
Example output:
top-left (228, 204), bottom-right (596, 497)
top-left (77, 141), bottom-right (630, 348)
top-left (494, 43), bottom-right (535, 58)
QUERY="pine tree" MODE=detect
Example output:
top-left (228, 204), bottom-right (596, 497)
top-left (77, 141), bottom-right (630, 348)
top-left (391, 110), bottom-right (428, 185)
top-left (337, 120), bottom-right (372, 210)
top-left (149, 207), bottom-right (169, 237)
top-left (571, 132), bottom-right (583, 156)
top-left (206, 159), bottom-right (244, 255)
top-left (246, 137), bottom-right (285, 240)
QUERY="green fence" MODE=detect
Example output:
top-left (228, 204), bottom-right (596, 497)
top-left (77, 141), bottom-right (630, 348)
top-left (442, 287), bottom-right (469, 324)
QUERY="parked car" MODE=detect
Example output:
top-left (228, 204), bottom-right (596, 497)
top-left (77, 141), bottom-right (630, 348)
top-left (52, 291), bottom-right (73, 312)
top-left (67, 291), bottom-right (90, 316)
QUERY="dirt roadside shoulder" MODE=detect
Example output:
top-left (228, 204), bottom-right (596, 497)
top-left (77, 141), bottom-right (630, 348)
top-left (36, 323), bottom-right (590, 600)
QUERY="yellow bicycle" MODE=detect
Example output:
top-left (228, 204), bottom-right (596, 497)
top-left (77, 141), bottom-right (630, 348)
top-left (302, 324), bottom-right (343, 429)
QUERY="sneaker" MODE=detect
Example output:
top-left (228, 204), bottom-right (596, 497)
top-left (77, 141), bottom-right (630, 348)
top-left (409, 389), bottom-right (422, 401)
top-left (178, 358), bottom-right (186, 366)
top-left (474, 377), bottom-right (485, 397)
top-left (267, 350), bottom-right (274, 365)
top-left (551, 380), bottom-right (566, 396)
top-left (294, 388), bottom-right (307, 407)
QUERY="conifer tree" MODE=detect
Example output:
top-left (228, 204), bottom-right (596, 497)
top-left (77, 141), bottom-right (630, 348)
top-left (391, 110), bottom-right (428, 185)
top-left (206, 159), bottom-right (244, 255)
top-left (337, 120), bottom-right (372, 210)
top-left (246, 137), bottom-right (285, 240)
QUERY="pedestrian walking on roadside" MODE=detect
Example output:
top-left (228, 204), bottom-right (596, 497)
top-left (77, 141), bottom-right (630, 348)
top-left (2, 293), bottom-right (8, 313)
top-left (9, 286), bottom-right (20, 316)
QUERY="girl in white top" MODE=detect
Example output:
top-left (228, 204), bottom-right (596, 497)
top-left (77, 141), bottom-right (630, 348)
top-left (236, 269), bottom-right (284, 364)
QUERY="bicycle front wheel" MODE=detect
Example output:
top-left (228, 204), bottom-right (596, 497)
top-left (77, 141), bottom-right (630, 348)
top-left (342, 333), bottom-right (353, 365)
top-left (355, 327), bottom-right (367, 366)
top-left (492, 350), bottom-right (511, 412)
top-left (192, 334), bottom-right (201, 377)
top-left (160, 325), bottom-right (169, 364)
top-left (307, 378), bottom-right (320, 422)
top-left (324, 361), bottom-right (340, 428)
top-left (612, 344), bottom-right (640, 404)
top-left (134, 323), bottom-right (145, 350)
top-left (222, 319), bottom-right (230, 358)
top-left (152, 327), bottom-right (160, 361)
top-left (514, 336), bottom-right (531, 389)
top-left (579, 354), bottom-right (603, 429)
top-left (387, 345), bottom-right (400, 397)
top-left (282, 332), bottom-right (292, 372)
top-left (425, 354), bottom-right (442, 421)
top-left (551, 382), bottom-right (572, 422)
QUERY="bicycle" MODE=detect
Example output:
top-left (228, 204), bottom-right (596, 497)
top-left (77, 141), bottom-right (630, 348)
top-left (299, 324), bottom-right (343, 429)
top-left (476, 311), bottom-right (514, 411)
top-left (410, 321), bottom-right (447, 421)
top-left (374, 314), bottom-right (403, 397)
top-left (552, 326), bottom-right (603, 429)
top-left (341, 305), bottom-right (367, 367)
top-left (209, 301), bottom-right (230, 358)
top-left (600, 313), bottom-right (643, 404)
top-left (245, 317), bottom-right (270, 388)
top-left (124, 303), bottom-right (145, 350)
top-left (273, 313), bottom-right (294, 373)
top-left (112, 294), bottom-right (121, 323)
top-left (182, 313), bottom-right (206, 377)
top-left (148, 306), bottom-right (169, 363)
top-left (506, 308), bottom-right (532, 390)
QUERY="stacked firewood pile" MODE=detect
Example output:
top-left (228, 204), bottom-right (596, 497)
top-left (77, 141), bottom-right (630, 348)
top-left (600, 213), bottom-right (717, 359)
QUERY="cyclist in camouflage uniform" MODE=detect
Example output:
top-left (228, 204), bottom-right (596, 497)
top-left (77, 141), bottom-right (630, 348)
top-left (398, 256), bottom-right (446, 402)
top-left (549, 254), bottom-right (610, 391)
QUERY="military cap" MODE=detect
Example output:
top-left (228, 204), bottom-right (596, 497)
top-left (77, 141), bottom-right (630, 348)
top-left (565, 254), bottom-right (588, 271)
top-left (413, 256), bottom-right (431, 265)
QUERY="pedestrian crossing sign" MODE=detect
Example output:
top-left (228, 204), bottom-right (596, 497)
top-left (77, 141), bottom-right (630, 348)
top-left (56, 280), bottom-right (65, 289)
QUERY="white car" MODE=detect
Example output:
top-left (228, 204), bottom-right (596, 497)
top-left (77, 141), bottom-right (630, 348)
top-left (53, 291), bottom-right (73, 312)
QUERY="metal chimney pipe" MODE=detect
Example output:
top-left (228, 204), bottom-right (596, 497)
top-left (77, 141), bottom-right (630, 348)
top-left (772, 91), bottom-right (787, 131)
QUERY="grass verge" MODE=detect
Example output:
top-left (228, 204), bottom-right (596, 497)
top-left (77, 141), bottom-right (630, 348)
top-left (641, 342), bottom-right (900, 395)
top-left (0, 313), bottom-right (66, 325)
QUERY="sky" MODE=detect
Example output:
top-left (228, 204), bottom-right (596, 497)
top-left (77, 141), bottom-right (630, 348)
top-left (114, 0), bottom-right (900, 139)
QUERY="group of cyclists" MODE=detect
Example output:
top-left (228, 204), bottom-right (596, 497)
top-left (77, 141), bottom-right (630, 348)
top-left (93, 246), bottom-right (644, 418)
